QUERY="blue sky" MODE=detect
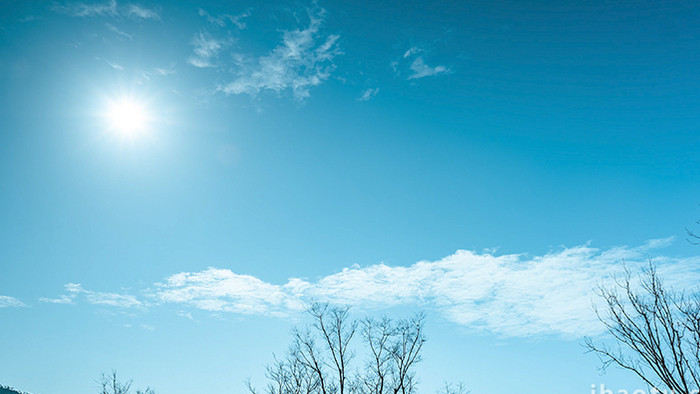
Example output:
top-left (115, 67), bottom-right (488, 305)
top-left (2, 1), bottom-right (700, 393)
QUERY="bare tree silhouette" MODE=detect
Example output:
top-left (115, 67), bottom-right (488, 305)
top-left (248, 303), bottom-right (459, 394)
top-left (436, 382), bottom-right (469, 394)
top-left (585, 265), bottom-right (700, 394)
top-left (98, 371), bottom-right (155, 394)
top-left (687, 220), bottom-right (700, 245)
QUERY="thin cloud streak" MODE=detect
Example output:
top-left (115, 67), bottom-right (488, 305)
top-left (358, 88), bottom-right (379, 101)
top-left (105, 59), bottom-right (124, 70)
top-left (39, 294), bottom-right (74, 304)
top-left (105, 23), bottom-right (132, 40)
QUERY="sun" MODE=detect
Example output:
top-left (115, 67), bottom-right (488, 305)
top-left (105, 99), bottom-right (149, 137)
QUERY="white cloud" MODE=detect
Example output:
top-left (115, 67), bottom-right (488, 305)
top-left (0, 295), bottom-right (26, 308)
top-left (85, 290), bottom-right (142, 308)
top-left (155, 268), bottom-right (304, 317)
top-left (399, 46), bottom-right (450, 80)
top-left (53, 0), bottom-right (159, 20)
top-left (358, 88), bottom-right (379, 101)
top-left (198, 8), bottom-right (250, 29)
top-left (40, 294), bottom-right (74, 304)
top-left (147, 237), bottom-right (700, 337)
top-left (218, 6), bottom-right (340, 101)
top-left (47, 238), bottom-right (700, 338)
top-left (407, 57), bottom-right (449, 79)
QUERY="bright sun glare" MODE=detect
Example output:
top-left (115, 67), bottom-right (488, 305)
top-left (106, 99), bottom-right (148, 136)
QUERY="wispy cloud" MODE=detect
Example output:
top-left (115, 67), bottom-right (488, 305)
top-left (53, 0), bottom-right (118, 17)
top-left (0, 295), bottom-right (26, 308)
top-left (358, 88), bottom-right (379, 101)
top-left (198, 8), bottom-right (251, 29)
top-left (45, 238), bottom-right (700, 338)
top-left (399, 46), bottom-right (450, 80)
top-left (218, 6), bottom-right (340, 101)
top-left (187, 32), bottom-right (228, 68)
top-left (53, 0), bottom-right (159, 20)
top-left (42, 283), bottom-right (143, 309)
top-left (124, 4), bottom-right (159, 20)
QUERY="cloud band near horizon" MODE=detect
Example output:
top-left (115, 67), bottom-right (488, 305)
top-left (38, 238), bottom-right (700, 338)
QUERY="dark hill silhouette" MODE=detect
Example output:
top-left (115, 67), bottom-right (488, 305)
top-left (0, 385), bottom-right (29, 394)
